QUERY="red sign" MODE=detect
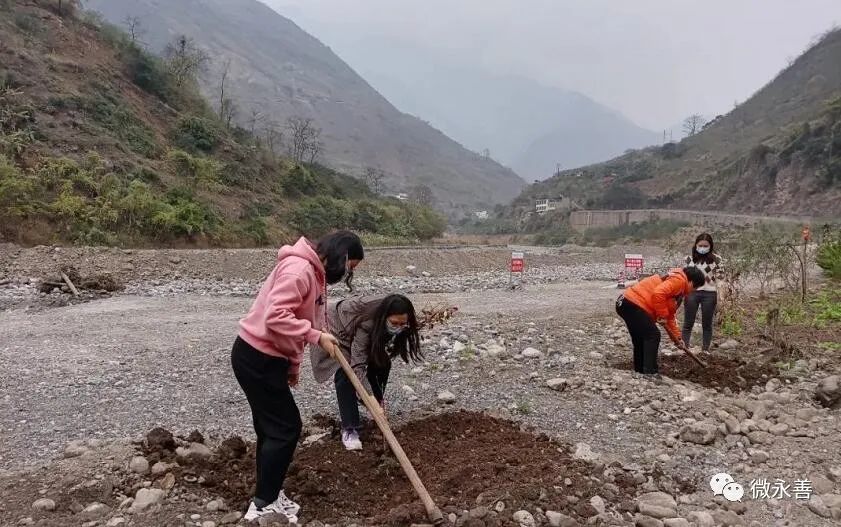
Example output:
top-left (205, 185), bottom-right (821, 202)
top-left (624, 254), bottom-right (644, 270)
top-left (510, 251), bottom-right (525, 273)
top-left (802, 226), bottom-right (811, 242)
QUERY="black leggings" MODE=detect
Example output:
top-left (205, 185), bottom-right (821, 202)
top-left (616, 296), bottom-right (661, 374)
top-left (335, 361), bottom-right (391, 430)
top-left (231, 337), bottom-right (302, 504)
top-left (682, 290), bottom-right (717, 351)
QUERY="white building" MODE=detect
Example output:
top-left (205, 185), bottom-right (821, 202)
top-left (474, 210), bottom-right (489, 220)
top-left (534, 196), bottom-right (571, 214)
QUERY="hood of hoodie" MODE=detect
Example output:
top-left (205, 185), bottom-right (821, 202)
top-left (668, 268), bottom-right (694, 295)
top-left (277, 237), bottom-right (325, 284)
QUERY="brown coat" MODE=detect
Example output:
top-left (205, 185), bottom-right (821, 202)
top-left (309, 295), bottom-right (386, 392)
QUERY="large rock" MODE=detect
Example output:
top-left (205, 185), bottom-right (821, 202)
top-left (808, 496), bottom-right (831, 518)
top-left (32, 499), bottom-right (56, 512)
top-left (590, 495), bottom-right (606, 514)
top-left (129, 456), bottom-right (150, 474)
top-left (816, 375), bottom-right (841, 408)
top-left (437, 390), bottom-right (457, 404)
top-left (512, 510), bottom-right (536, 527)
top-left (710, 510), bottom-right (745, 526)
top-left (636, 492), bottom-right (677, 519)
top-left (573, 442), bottom-right (600, 462)
top-left (679, 422), bottom-right (718, 445)
top-left (663, 519), bottom-right (690, 527)
top-left (521, 347), bottom-right (543, 359)
top-left (129, 489), bottom-right (165, 513)
top-left (634, 515), bottom-right (664, 527)
top-left (719, 339), bottom-right (739, 350)
top-left (546, 378), bottom-right (569, 392)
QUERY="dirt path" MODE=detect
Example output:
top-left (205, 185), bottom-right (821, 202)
top-left (0, 280), bottom-right (617, 473)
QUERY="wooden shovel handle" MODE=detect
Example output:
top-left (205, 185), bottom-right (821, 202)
top-left (328, 345), bottom-right (445, 526)
top-left (679, 345), bottom-right (707, 368)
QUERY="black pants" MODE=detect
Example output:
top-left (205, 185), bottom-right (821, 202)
top-left (616, 296), bottom-right (660, 374)
top-left (335, 360), bottom-right (391, 430)
top-left (682, 290), bottom-right (717, 351)
top-left (231, 337), bottom-right (302, 504)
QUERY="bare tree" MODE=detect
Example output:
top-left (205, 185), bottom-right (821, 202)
top-left (247, 108), bottom-right (265, 137)
top-left (286, 116), bottom-right (321, 164)
top-left (263, 120), bottom-right (282, 159)
top-left (409, 184), bottom-right (435, 206)
top-left (217, 59), bottom-right (237, 128)
top-left (122, 15), bottom-right (145, 44)
top-left (307, 140), bottom-right (323, 164)
top-left (682, 114), bottom-right (707, 137)
top-left (164, 36), bottom-right (210, 87)
top-left (364, 167), bottom-right (386, 194)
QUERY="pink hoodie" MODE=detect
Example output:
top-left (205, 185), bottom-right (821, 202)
top-left (238, 237), bottom-right (326, 376)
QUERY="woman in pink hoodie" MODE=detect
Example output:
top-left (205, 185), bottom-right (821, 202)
top-left (232, 230), bottom-right (364, 523)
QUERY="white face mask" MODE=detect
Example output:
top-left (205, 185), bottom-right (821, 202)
top-left (696, 246), bottom-right (710, 255)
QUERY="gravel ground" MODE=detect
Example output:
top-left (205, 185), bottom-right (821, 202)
top-left (1, 244), bottom-right (840, 526)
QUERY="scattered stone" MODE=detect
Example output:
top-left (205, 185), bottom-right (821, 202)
top-left (18, 518), bottom-right (34, 526)
top-left (129, 488), bottom-right (165, 513)
top-left (811, 475), bottom-right (835, 495)
top-left (573, 442), bottom-right (600, 462)
top-left (220, 511), bottom-right (243, 524)
top-left (106, 519), bottom-right (126, 527)
top-left (590, 495), bottom-right (606, 514)
top-left (807, 495), bottom-right (831, 518)
top-left (679, 422), bottom-right (718, 445)
top-left (82, 502), bottom-right (109, 517)
top-left (151, 462), bottom-right (171, 476)
top-left (453, 341), bottom-right (467, 354)
top-left (634, 515), bottom-right (664, 527)
top-left (129, 456), bottom-right (150, 474)
top-left (512, 510), bottom-right (536, 527)
top-left (302, 432), bottom-right (329, 446)
top-left (160, 472), bottom-right (176, 491)
top-left (719, 339), bottom-right (739, 350)
top-left (31, 498), bottom-right (56, 512)
top-left (546, 378), bottom-right (569, 392)
top-left (406, 265), bottom-right (418, 276)
top-left (176, 442), bottom-right (213, 460)
top-left (711, 510), bottom-right (746, 526)
top-left (663, 519), bottom-right (690, 527)
top-left (202, 522), bottom-right (216, 527)
top-left (522, 347), bottom-right (543, 358)
top-left (748, 449), bottom-right (769, 464)
top-left (63, 441), bottom-right (89, 459)
top-left (545, 511), bottom-right (577, 527)
top-left (769, 423), bottom-right (789, 436)
top-left (437, 390), bottom-right (457, 404)
top-left (206, 499), bottom-right (225, 512)
top-left (816, 375), bottom-right (841, 409)
top-left (687, 511), bottom-right (715, 527)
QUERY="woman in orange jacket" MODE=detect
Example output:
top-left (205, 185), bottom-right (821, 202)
top-left (616, 266), bottom-right (706, 374)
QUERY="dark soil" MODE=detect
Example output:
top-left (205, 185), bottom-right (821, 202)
top-left (145, 411), bottom-right (648, 526)
top-left (612, 354), bottom-right (783, 391)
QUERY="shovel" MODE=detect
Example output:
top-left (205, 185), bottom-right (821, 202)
top-left (327, 344), bottom-right (445, 526)
top-left (678, 343), bottom-right (707, 368)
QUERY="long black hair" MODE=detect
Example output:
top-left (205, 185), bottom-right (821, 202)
top-left (368, 294), bottom-right (422, 368)
top-left (316, 230), bottom-right (364, 289)
top-left (683, 266), bottom-right (706, 289)
top-left (691, 232), bottom-right (716, 265)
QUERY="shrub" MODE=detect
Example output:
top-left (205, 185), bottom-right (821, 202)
top-left (280, 165), bottom-right (322, 197)
top-left (817, 233), bottom-right (841, 280)
top-left (74, 91), bottom-right (160, 157)
top-left (168, 149), bottom-right (221, 188)
top-left (14, 13), bottom-right (43, 35)
top-left (172, 116), bottom-right (219, 153)
top-left (288, 195), bottom-right (352, 238)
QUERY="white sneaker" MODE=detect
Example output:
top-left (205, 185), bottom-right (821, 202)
top-left (243, 492), bottom-right (300, 523)
top-left (341, 429), bottom-right (363, 451)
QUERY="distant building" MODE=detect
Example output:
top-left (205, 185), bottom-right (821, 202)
top-left (394, 193), bottom-right (409, 201)
top-left (474, 210), bottom-right (489, 220)
top-left (534, 196), bottom-right (572, 214)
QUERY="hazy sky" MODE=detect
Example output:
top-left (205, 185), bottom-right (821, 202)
top-left (262, 1), bottom-right (841, 130)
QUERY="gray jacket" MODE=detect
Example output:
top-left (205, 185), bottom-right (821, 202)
top-left (310, 294), bottom-right (387, 392)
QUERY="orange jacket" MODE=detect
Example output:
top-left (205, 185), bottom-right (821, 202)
top-left (623, 269), bottom-right (694, 344)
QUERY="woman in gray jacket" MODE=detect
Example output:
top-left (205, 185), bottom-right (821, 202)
top-left (311, 294), bottom-right (422, 450)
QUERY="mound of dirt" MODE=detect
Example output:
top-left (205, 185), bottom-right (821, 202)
top-left (149, 411), bottom-right (649, 526)
top-left (612, 354), bottom-right (783, 391)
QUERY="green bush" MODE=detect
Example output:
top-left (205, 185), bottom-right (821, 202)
top-left (168, 149), bottom-right (221, 188)
top-left (172, 116), bottom-right (219, 153)
top-left (280, 165), bottom-right (322, 197)
top-left (74, 91), bottom-right (160, 157)
top-left (818, 236), bottom-right (841, 280)
top-left (289, 195), bottom-right (353, 238)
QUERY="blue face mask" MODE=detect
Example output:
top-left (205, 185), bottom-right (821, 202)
top-left (385, 321), bottom-right (405, 336)
top-left (696, 246), bottom-right (710, 255)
